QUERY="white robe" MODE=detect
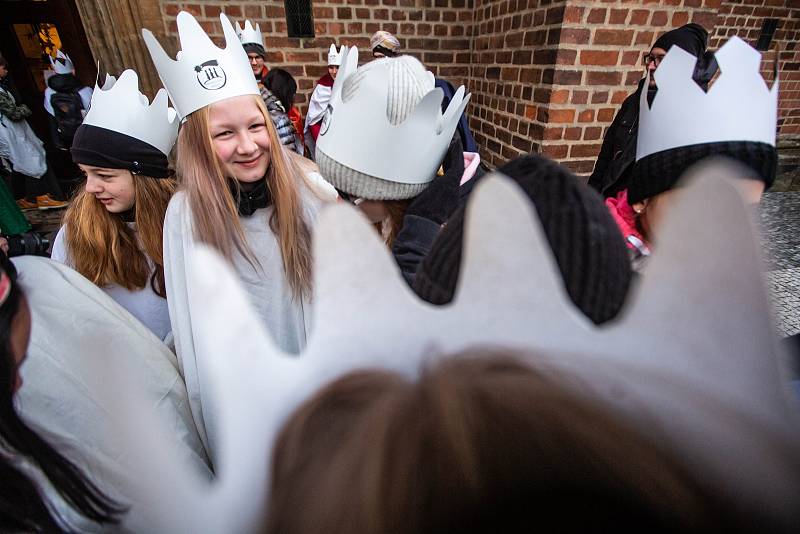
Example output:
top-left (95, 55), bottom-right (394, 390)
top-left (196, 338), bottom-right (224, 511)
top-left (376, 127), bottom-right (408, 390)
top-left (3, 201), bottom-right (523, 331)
top-left (50, 225), bottom-right (172, 341)
top-left (14, 256), bottom-right (211, 532)
top-left (303, 83), bottom-right (332, 159)
top-left (163, 181), bottom-right (325, 462)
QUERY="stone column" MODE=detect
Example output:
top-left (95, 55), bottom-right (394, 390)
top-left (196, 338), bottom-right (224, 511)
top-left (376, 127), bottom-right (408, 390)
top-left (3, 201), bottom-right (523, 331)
top-left (73, 0), bottom-right (174, 98)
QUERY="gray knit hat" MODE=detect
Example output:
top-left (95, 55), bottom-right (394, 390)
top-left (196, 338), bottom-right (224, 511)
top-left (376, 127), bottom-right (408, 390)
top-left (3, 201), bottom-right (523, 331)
top-left (317, 55), bottom-right (438, 200)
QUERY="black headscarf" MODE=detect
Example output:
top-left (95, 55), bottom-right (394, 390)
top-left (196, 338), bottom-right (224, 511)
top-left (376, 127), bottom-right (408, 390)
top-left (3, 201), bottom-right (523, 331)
top-left (652, 23), bottom-right (708, 57)
top-left (71, 125), bottom-right (172, 178)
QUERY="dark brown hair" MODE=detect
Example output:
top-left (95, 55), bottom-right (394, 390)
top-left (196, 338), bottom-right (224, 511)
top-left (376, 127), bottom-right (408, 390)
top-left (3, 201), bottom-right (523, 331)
top-left (267, 351), bottom-right (766, 534)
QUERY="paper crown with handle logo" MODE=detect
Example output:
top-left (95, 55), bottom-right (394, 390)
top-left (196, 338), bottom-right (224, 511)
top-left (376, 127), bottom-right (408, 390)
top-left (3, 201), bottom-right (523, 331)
top-left (637, 36), bottom-right (778, 161)
top-left (143, 11), bottom-right (259, 120)
top-left (316, 47), bottom-right (470, 186)
top-left (82, 69), bottom-right (179, 156)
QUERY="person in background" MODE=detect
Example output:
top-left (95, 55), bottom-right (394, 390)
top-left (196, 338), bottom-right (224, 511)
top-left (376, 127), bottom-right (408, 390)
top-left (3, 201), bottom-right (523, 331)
top-left (587, 24), bottom-right (713, 200)
top-left (370, 30), bottom-right (401, 59)
top-left (236, 20), bottom-right (269, 85)
top-left (264, 69), bottom-right (305, 154)
top-left (304, 44), bottom-right (343, 158)
top-left (0, 55), bottom-right (67, 210)
top-left (262, 68), bottom-right (303, 154)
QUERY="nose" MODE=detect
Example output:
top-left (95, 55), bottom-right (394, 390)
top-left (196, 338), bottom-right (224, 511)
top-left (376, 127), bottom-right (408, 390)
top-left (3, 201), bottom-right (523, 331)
top-left (236, 131), bottom-right (260, 155)
top-left (85, 176), bottom-right (103, 194)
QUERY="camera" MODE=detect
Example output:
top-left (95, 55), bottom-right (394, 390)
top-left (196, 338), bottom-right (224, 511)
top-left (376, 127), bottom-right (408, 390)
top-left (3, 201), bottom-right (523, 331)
top-left (3, 232), bottom-right (50, 257)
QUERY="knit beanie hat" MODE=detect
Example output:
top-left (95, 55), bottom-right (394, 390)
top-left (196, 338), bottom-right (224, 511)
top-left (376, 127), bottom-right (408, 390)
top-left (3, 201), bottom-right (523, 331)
top-left (413, 154), bottom-right (632, 325)
top-left (317, 55), bottom-right (437, 200)
top-left (628, 141), bottom-right (777, 204)
top-left (243, 43), bottom-right (266, 58)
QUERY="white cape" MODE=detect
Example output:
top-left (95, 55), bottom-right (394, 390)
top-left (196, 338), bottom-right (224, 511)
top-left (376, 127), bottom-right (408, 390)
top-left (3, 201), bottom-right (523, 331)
top-left (14, 257), bottom-right (211, 532)
top-left (163, 183), bottom-right (325, 463)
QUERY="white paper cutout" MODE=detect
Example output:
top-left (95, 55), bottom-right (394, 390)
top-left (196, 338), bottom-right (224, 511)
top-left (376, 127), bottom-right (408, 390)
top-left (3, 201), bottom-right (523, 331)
top-left (637, 36), bottom-right (778, 161)
top-left (82, 69), bottom-right (179, 155)
top-left (316, 46), bottom-right (470, 185)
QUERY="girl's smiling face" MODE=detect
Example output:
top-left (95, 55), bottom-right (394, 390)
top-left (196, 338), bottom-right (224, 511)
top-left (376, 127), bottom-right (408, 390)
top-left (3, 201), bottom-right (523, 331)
top-left (208, 95), bottom-right (271, 183)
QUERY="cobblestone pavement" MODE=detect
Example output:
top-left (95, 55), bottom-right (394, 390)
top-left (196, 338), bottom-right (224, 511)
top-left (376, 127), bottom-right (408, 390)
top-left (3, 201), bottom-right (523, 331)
top-left (759, 191), bottom-right (800, 337)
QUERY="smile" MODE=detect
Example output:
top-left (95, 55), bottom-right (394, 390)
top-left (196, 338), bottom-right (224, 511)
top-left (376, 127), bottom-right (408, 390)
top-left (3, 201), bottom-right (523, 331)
top-left (236, 155), bottom-right (262, 168)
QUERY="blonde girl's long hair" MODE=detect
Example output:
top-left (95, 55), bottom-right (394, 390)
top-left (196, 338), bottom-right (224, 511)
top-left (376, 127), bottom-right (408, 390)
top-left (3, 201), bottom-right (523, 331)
top-left (63, 175), bottom-right (176, 297)
top-left (175, 95), bottom-right (313, 299)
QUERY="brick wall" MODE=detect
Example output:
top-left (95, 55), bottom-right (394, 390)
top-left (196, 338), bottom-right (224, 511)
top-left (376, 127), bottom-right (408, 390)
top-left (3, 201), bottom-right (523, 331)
top-left (149, 0), bottom-right (799, 172)
top-left (158, 0), bottom-right (475, 108)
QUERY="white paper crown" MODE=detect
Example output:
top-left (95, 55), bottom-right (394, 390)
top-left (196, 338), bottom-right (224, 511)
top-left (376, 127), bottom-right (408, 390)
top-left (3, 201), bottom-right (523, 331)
top-left (82, 69), bottom-right (179, 156)
top-left (235, 19), bottom-right (264, 48)
top-left (101, 161), bottom-right (800, 532)
top-left (143, 12), bottom-right (259, 120)
top-left (316, 47), bottom-right (470, 185)
top-left (327, 44), bottom-right (343, 66)
top-left (637, 36), bottom-right (779, 161)
top-left (49, 49), bottom-right (74, 75)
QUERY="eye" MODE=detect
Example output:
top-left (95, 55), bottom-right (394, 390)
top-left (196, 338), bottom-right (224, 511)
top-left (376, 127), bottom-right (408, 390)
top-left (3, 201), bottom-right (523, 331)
top-left (249, 123), bottom-right (265, 131)
top-left (213, 130), bottom-right (233, 139)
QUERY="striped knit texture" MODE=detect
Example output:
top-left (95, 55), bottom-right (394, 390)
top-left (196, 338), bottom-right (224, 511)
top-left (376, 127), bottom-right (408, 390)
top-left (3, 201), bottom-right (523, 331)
top-left (628, 141), bottom-right (777, 204)
top-left (413, 154), bottom-right (632, 325)
top-left (318, 56), bottom-right (437, 200)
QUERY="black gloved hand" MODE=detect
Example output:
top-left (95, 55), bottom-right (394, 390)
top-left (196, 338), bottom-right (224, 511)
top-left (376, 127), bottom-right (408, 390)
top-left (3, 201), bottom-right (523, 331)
top-left (404, 135), bottom-right (464, 225)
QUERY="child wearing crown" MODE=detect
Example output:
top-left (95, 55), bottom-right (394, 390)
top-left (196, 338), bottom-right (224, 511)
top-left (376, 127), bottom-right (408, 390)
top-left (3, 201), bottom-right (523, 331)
top-left (144, 12), bottom-right (334, 458)
top-left (50, 70), bottom-right (177, 341)
top-left (304, 43), bottom-right (343, 158)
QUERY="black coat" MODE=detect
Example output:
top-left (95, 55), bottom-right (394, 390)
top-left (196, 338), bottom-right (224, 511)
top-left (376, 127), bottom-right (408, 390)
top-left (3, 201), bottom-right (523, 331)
top-left (587, 80), bottom-right (645, 199)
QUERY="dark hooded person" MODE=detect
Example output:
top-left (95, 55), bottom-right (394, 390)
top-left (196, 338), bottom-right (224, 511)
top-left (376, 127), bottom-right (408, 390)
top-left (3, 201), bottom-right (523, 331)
top-left (587, 24), bottom-right (714, 200)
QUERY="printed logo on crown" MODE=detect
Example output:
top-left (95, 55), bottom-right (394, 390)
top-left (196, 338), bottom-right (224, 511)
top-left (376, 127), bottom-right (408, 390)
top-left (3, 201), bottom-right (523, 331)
top-left (195, 60), bottom-right (227, 90)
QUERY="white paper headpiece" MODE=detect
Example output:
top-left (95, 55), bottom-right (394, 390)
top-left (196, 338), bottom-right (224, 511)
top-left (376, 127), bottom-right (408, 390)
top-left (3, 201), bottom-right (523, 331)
top-left (316, 47), bottom-right (470, 185)
top-left (235, 19), bottom-right (264, 49)
top-left (637, 36), bottom-right (779, 161)
top-left (143, 11), bottom-right (259, 120)
top-left (97, 160), bottom-right (800, 532)
top-left (82, 69), bottom-right (179, 156)
top-left (49, 49), bottom-right (74, 75)
top-left (327, 44), bottom-right (343, 66)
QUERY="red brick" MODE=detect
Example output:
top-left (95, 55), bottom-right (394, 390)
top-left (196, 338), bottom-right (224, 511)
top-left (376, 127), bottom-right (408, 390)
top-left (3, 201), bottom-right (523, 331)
top-left (580, 50), bottom-right (620, 66)
top-left (564, 5), bottom-right (583, 24)
top-left (598, 108), bottom-right (616, 122)
top-left (672, 11), bottom-right (690, 27)
top-left (594, 29), bottom-right (634, 46)
top-left (570, 143), bottom-right (602, 157)
top-left (609, 9), bottom-right (627, 24)
top-left (584, 127), bottom-right (603, 140)
top-left (542, 144), bottom-right (569, 159)
top-left (587, 71), bottom-right (623, 85)
top-left (547, 109), bottom-right (576, 123)
top-left (578, 109), bottom-right (595, 122)
top-left (544, 127), bottom-right (563, 140)
top-left (564, 127), bottom-right (582, 140)
top-left (630, 10), bottom-right (649, 25)
top-left (551, 89), bottom-right (570, 104)
top-left (592, 91), bottom-right (609, 104)
top-left (524, 105), bottom-right (538, 120)
top-left (571, 90), bottom-right (589, 104)
top-left (651, 11), bottom-right (668, 26)
top-left (560, 28), bottom-right (591, 45)
top-left (587, 8), bottom-right (606, 24)
top-left (552, 70), bottom-right (582, 85)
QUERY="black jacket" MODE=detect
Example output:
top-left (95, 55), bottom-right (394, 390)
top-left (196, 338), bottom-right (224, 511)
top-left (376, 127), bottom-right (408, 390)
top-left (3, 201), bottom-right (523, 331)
top-left (587, 80), bottom-right (645, 199)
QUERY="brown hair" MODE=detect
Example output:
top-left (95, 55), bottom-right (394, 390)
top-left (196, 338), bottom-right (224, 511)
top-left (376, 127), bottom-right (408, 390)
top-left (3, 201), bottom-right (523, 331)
top-left (268, 351), bottom-right (748, 534)
top-left (63, 175), bottom-right (175, 297)
top-left (374, 198), bottom-right (410, 248)
top-left (175, 95), bottom-right (312, 298)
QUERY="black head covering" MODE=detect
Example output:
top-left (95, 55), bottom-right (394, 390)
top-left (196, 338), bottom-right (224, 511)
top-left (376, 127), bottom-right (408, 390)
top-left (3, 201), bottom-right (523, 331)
top-left (413, 154), bottom-right (632, 325)
top-left (652, 23), bottom-right (708, 57)
top-left (628, 142), bottom-right (776, 204)
top-left (71, 125), bottom-right (172, 178)
top-left (243, 43), bottom-right (266, 58)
